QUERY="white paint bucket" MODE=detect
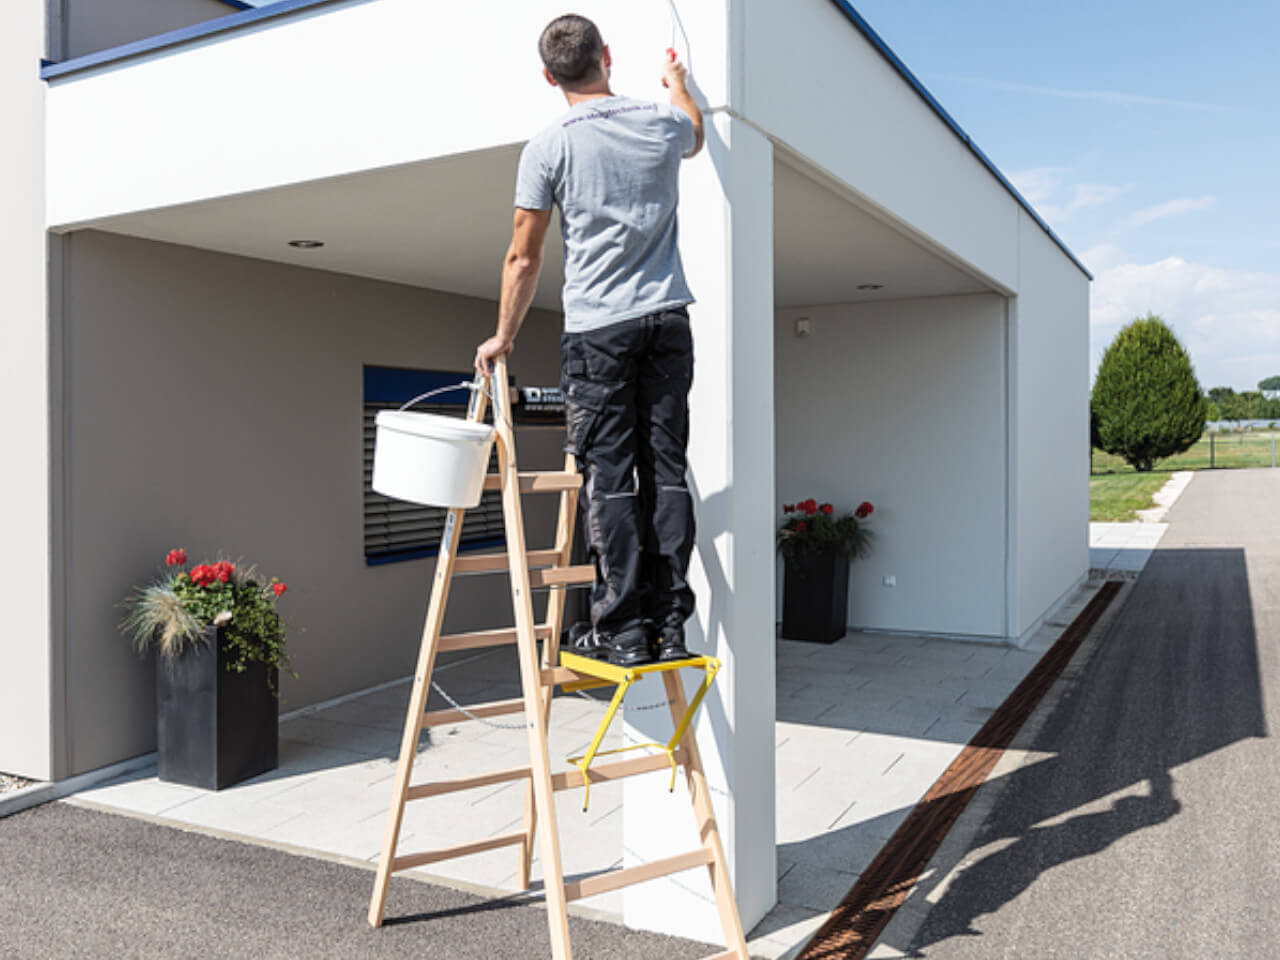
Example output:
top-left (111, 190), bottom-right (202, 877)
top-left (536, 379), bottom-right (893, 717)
top-left (372, 410), bottom-right (496, 508)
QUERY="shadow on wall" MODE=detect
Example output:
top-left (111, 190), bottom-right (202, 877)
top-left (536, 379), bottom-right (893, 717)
top-left (789, 546), bottom-right (1266, 957)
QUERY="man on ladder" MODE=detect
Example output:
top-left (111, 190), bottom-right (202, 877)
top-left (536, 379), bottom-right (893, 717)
top-left (475, 13), bottom-right (705, 669)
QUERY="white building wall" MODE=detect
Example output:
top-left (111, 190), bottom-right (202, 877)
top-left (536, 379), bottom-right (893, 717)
top-left (623, 114), bottom-right (778, 942)
top-left (741, 0), bottom-right (1021, 294)
top-left (775, 295), bottom-right (1009, 639)
top-left (1010, 210), bottom-right (1091, 637)
top-left (0, 1), bottom-right (54, 781)
top-left (45, 0), bottom-right (731, 229)
top-left (53, 230), bottom-right (566, 776)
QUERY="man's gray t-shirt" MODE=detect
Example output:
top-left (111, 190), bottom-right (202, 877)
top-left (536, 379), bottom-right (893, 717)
top-left (515, 95), bottom-right (697, 333)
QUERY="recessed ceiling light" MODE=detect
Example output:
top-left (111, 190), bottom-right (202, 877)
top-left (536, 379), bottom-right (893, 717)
top-left (856, 283), bottom-right (884, 291)
top-left (288, 239), bottom-right (324, 249)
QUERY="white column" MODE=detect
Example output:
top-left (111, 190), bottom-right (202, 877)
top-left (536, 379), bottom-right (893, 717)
top-left (0, 1), bottom-right (54, 780)
top-left (621, 113), bottom-right (776, 942)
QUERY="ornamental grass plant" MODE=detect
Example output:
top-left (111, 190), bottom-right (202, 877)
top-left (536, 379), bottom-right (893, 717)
top-left (777, 498), bottom-right (875, 564)
top-left (121, 548), bottom-right (293, 682)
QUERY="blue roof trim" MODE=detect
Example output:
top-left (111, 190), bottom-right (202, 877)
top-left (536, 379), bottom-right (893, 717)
top-left (216, 0), bottom-right (254, 10)
top-left (830, 1), bottom-right (1093, 281)
top-left (40, 0), bottom-right (351, 81)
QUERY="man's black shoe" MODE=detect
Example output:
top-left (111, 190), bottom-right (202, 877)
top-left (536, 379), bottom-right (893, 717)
top-left (655, 626), bottom-right (690, 662)
top-left (607, 627), bottom-right (654, 667)
top-left (566, 621), bottom-right (609, 661)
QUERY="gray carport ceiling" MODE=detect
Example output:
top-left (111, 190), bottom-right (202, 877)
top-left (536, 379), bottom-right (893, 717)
top-left (68, 144), bottom-right (990, 311)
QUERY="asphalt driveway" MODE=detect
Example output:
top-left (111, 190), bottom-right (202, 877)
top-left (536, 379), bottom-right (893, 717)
top-left (876, 469), bottom-right (1280, 959)
top-left (0, 801), bottom-right (716, 960)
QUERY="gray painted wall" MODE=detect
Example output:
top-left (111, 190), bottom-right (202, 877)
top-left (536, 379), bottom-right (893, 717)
top-left (775, 294), bottom-right (1009, 639)
top-left (55, 230), bottom-right (565, 777)
top-left (50, 0), bottom-right (232, 60)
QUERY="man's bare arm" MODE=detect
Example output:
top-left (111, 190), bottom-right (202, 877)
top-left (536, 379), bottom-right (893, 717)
top-left (475, 207), bottom-right (553, 375)
top-left (661, 55), bottom-right (704, 157)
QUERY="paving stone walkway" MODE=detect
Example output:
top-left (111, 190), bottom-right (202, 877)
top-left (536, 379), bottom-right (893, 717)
top-left (70, 585), bottom-right (1119, 958)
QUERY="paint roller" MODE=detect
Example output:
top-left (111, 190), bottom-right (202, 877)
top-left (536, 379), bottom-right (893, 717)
top-left (660, 0), bottom-right (690, 87)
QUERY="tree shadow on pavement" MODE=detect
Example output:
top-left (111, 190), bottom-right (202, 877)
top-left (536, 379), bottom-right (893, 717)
top-left (887, 548), bottom-right (1267, 956)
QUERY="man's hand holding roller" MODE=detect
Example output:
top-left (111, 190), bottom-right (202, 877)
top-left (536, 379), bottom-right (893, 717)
top-left (661, 50), bottom-right (704, 158)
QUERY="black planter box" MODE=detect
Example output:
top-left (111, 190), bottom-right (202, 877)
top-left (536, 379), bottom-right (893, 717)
top-left (155, 627), bottom-right (278, 790)
top-left (781, 549), bottom-right (850, 644)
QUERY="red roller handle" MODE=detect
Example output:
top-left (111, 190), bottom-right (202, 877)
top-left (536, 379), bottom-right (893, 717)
top-left (662, 47), bottom-right (677, 87)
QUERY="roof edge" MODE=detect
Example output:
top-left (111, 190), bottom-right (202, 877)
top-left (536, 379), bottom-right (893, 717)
top-left (830, 0), bottom-right (1093, 281)
top-left (40, 0), bottom-right (352, 81)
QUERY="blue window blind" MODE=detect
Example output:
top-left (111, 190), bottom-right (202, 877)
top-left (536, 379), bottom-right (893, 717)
top-left (362, 365), bottom-right (505, 565)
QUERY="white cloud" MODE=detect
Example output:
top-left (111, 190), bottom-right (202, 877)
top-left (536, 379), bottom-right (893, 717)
top-left (946, 76), bottom-right (1231, 112)
top-left (1090, 254), bottom-right (1280, 389)
top-left (1008, 167), bottom-right (1069, 207)
top-left (1123, 195), bottom-right (1216, 228)
top-left (1080, 242), bottom-right (1126, 272)
top-left (1009, 168), bottom-right (1130, 226)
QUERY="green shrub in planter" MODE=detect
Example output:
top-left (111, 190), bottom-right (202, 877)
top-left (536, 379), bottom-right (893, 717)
top-left (121, 549), bottom-right (295, 789)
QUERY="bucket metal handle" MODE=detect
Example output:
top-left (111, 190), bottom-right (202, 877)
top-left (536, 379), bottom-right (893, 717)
top-left (396, 377), bottom-right (491, 413)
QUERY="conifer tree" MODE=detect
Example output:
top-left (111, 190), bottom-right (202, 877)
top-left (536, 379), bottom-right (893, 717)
top-left (1091, 315), bottom-right (1207, 471)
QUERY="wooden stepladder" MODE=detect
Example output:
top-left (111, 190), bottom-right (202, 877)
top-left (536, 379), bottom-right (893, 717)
top-left (367, 359), bottom-right (749, 960)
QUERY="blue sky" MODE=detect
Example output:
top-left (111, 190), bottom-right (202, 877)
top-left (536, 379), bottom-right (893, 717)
top-left (851, 0), bottom-right (1280, 392)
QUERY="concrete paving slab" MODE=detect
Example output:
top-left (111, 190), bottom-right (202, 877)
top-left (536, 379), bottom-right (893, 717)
top-left (778, 861), bottom-right (862, 911)
top-left (62, 581), bottom-right (1113, 958)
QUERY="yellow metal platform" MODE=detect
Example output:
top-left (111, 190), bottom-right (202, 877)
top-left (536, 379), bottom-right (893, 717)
top-left (559, 651), bottom-right (721, 810)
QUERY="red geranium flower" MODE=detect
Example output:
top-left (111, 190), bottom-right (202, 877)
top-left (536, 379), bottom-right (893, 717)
top-left (165, 548), bottom-right (187, 567)
top-left (213, 561), bottom-right (235, 583)
top-left (803, 499), bottom-right (818, 516)
top-left (820, 503), bottom-right (834, 515)
top-left (783, 504), bottom-right (795, 513)
top-left (795, 520), bottom-right (807, 533)
top-left (272, 582), bottom-right (288, 597)
top-left (190, 564), bottom-right (215, 587)
top-left (855, 501), bottom-right (874, 519)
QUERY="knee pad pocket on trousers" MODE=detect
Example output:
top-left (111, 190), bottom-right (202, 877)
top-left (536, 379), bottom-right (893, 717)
top-left (561, 375), bottom-right (610, 455)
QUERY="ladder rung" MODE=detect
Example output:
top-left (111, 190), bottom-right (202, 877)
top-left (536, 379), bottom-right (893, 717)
top-left (454, 549), bottom-right (562, 574)
top-left (529, 565), bottom-right (595, 588)
top-left (564, 848), bottom-right (715, 901)
top-left (392, 831), bottom-right (527, 872)
top-left (405, 751), bottom-right (685, 803)
top-left (437, 624), bottom-right (551, 653)
top-left (483, 471), bottom-right (582, 493)
top-left (540, 670), bottom-right (599, 691)
top-left (550, 751), bottom-right (684, 791)
top-left (423, 697), bottom-right (525, 727)
top-left (406, 764), bottom-right (532, 801)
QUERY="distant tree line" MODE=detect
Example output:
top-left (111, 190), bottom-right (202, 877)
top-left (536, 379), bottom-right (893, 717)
top-left (1205, 385), bottom-right (1280, 423)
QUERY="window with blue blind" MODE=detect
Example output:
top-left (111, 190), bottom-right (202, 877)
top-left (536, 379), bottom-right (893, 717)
top-left (362, 365), bottom-right (506, 566)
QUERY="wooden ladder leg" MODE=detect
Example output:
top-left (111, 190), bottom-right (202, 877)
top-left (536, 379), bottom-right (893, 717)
top-left (519, 453), bottom-right (580, 890)
top-left (368, 508), bottom-right (465, 928)
top-left (662, 670), bottom-right (750, 958)
top-left (493, 363), bottom-right (573, 959)
top-left (368, 381), bottom-right (491, 928)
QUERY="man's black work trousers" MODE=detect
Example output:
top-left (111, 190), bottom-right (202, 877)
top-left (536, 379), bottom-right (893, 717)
top-left (560, 307), bottom-right (695, 642)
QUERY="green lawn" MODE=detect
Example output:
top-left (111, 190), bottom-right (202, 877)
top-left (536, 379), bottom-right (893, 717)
top-left (1089, 473), bottom-right (1169, 522)
top-left (1090, 431), bottom-right (1279, 521)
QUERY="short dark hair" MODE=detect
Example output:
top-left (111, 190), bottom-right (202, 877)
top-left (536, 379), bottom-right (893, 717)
top-left (538, 14), bottom-right (604, 88)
